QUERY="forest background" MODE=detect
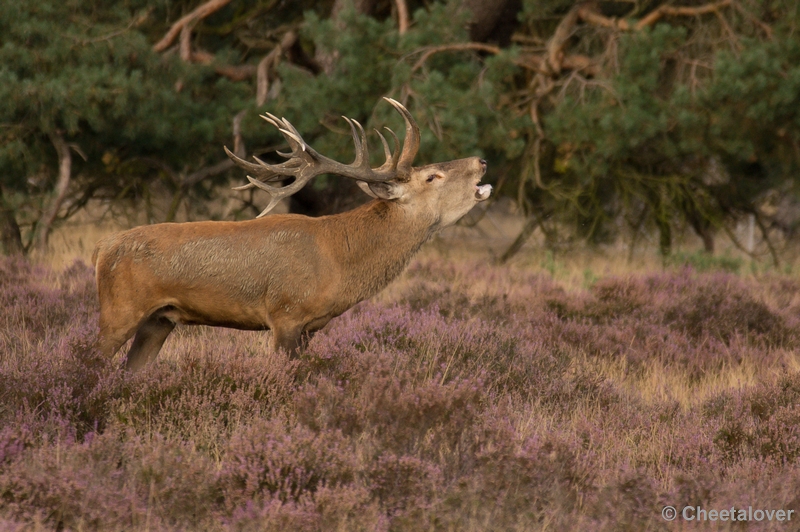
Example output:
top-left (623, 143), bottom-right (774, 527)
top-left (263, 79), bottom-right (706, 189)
top-left (2, 0), bottom-right (799, 264)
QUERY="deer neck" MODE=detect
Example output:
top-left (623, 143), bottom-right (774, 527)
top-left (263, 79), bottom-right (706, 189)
top-left (329, 199), bottom-right (436, 301)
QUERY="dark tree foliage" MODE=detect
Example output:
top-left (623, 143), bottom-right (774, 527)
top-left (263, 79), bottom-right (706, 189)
top-left (1, 0), bottom-right (798, 261)
top-left (506, 0), bottom-right (800, 261)
top-left (0, 0), bottom-right (250, 252)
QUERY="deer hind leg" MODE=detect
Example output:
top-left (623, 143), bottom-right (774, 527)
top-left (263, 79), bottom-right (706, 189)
top-left (271, 325), bottom-right (317, 358)
top-left (96, 306), bottom-right (146, 359)
top-left (124, 316), bottom-right (175, 371)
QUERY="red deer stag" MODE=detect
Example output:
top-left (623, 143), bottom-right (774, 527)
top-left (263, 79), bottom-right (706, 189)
top-left (93, 98), bottom-right (492, 370)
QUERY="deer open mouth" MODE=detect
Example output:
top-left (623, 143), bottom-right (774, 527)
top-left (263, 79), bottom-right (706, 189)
top-left (475, 183), bottom-right (492, 201)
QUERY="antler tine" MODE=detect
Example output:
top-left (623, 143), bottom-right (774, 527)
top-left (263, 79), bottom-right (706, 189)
top-left (243, 175), bottom-right (313, 218)
top-left (257, 116), bottom-right (295, 159)
top-left (226, 98), bottom-right (424, 216)
top-left (260, 113), bottom-right (281, 128)
top-left (225, 146), bottom-right (276, 179)
top-left (279, 118), bottom-right (305, 144)
top-left (230, 154), bottom-right (304, 191)
top-left (374, 127), bottom-right (401, 171)
top-left (385, 127), bottom-right (401, 169)
top-left (341, 117), bottom-right (362, 166)
top-left (374, 129), bottom-right (391, 163)
top-left (278, 128), bottom-right (306, 152)
top-left (383, 97), bottom-right (420, 172)
top-left (352, 120), bottom-right (370, 168)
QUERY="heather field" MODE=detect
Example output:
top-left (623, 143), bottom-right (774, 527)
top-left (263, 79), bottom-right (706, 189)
top-left (3, 254), bottom-right (800, 531)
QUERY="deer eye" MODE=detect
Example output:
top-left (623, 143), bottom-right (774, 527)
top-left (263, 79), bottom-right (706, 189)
top-left (426, 174), bottom-right (438, 183)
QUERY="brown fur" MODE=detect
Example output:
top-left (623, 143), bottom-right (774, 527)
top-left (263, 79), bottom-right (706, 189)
top-left (94, 157), bottom-right (489, 370)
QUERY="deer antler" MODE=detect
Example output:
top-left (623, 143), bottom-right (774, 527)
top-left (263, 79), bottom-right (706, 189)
top-left (225, 97), bottom-right (420, 218)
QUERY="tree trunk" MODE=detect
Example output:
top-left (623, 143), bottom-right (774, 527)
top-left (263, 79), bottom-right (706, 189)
top-left (461, 0), bottom-right (521, 44)
top-left (498, 214), bottom-right (539, 264)
top-left (688, 216), bottom-right (715, 253)
top-left (0, 185), bottom-right (24, 256)
top-left (657, 219), bottom-right (672, 257)
top-left (33, 131), bottom-right (72, 253)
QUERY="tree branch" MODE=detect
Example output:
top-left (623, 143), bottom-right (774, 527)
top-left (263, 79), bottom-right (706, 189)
top-left (179, 20), bottom-right (196, 62)
top-left (34, 132), bottom-right (72, 252)
top-left (410, 43), bottom-right (501, 73)
top-left (576, 1), bottom-right (733, 32)
top-left (547, 4), bottom-right (582, 75)
top-left (634, 0), bottom-right (732, 30)
top-left (577, 4), bottom-right (630, 30)
top-left (153, 0), bottom-right (233, 53)
top-left (214, 64), bottom-right (257, 81)
top-left (395, 0), bottom-right (409, 35)
top-left (256, 30), bottom-right (297, 106)
top-left (754, 210), bottom-right (780, 267)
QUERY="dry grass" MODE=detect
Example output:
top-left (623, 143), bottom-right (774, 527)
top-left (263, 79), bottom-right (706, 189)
top-left (38, 206), bottom-right (795, 416)
top-left (5, 206), bottom-right (800, 530)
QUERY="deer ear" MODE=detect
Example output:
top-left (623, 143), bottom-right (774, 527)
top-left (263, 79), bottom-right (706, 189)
top-left (367, 181), bottom-right (405, 200)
